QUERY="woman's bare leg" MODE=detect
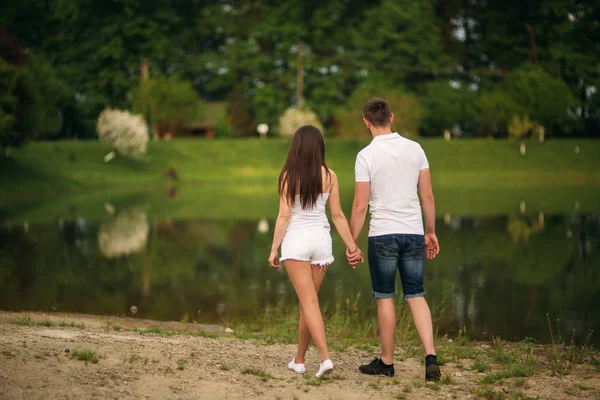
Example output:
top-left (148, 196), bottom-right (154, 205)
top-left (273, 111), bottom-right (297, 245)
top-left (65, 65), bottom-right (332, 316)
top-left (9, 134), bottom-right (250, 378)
top-left (285, 260), bottom-right (329, 362)
top-left (295, 264), bottom-right (328, 363)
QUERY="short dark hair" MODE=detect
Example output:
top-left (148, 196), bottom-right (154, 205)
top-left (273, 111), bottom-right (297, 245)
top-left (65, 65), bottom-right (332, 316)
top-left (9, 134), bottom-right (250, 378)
top-left (363, 98), bottom-right (391, 127)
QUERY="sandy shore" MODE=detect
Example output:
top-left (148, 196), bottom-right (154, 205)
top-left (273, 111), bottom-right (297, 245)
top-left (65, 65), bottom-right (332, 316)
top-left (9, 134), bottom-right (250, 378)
top-left (0, 311), bottom-right (598, 400)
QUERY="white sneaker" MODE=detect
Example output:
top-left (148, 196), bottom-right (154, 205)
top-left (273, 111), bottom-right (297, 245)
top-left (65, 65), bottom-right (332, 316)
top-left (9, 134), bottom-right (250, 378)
top-left (288, 358), bottom-right (306, 374)
top-left (315, 359), bottom-right (334, 378)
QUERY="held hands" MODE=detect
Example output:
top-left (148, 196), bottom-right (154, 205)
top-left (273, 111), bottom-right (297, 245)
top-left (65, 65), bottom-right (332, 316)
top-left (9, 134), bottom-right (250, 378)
top-left (268, 249), bottom-right (280, 269)
top-left (425, 233), bottom-right (440, 260)
top-left (345, 247), bottom-right (364, 269)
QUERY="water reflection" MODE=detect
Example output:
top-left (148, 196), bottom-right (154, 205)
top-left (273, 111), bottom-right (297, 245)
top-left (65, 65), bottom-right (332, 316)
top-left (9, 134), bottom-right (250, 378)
top-left (98, 207), bottom-right (149, 259)
top-left (0, 212), bottom-right (598, 345)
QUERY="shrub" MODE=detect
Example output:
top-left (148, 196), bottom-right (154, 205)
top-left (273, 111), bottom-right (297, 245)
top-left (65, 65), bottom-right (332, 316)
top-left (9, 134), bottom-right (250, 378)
top-left (97, 108), bottom-right (149, 160)
top-left (278, 107), bottom-right (323, 137)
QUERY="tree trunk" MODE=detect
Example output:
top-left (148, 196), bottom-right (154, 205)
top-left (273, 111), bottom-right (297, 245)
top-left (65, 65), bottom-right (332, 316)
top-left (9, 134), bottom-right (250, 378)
top-left (296, 41), bottom-right (304, 109)
top-left (525, 23), bottom-right (538, 63)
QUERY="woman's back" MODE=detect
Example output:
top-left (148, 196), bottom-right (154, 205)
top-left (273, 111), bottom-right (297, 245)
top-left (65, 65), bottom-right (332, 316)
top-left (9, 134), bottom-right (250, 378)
top-left (287, 191), bottom-right (330, 232)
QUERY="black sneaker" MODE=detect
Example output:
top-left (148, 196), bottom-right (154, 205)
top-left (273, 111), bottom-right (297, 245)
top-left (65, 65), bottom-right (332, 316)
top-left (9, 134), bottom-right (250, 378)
top-left (425, 355), bottom-right (441, 382)
top-left (359, 358), bottom-right (394, 377)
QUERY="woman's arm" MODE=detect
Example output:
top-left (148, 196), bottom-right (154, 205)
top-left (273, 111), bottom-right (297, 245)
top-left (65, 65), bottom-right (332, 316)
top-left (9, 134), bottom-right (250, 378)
top-left (327, 170), bottom-right (364, 265)
top-left (268, 194), bottom-right (291, 269)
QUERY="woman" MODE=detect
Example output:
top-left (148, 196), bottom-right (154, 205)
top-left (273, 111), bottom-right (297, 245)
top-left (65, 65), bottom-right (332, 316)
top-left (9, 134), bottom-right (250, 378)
top-left (268, 125), bottom-right (364, 378)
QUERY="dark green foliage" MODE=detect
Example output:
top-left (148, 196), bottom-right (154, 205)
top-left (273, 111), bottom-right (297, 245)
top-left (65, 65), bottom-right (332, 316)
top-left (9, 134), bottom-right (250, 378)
top-left (0, 0), bottom-right (598, 139)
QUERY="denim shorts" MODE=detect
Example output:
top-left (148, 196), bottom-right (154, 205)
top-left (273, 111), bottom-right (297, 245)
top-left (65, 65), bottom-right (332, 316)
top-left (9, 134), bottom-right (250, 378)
top-left (367, 234), bottom-right (425, 300)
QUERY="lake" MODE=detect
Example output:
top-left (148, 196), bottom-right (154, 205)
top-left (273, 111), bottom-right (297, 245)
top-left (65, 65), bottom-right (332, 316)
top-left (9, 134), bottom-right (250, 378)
top-left (0, 187), bottom-right (598, 346)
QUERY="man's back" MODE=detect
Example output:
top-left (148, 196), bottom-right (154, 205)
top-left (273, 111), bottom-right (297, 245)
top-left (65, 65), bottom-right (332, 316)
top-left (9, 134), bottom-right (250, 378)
top-left (355, 132), bottom-right (429, 237)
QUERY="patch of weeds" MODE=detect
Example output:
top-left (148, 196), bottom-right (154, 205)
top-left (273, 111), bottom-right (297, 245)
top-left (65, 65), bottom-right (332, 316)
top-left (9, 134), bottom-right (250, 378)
top-left (235, 331), bottom-right (259, 340)
top-left (546, 314), bottom-right (594, 376)
top-left (368, 382), bottom-right (379, 389)
top-left (473, 359), bottom-right (490, 373)
top-left (2, 350), bottom-right (16, 358)
top-left (38, 320), bottom-right (55, 327)
top-left (513, 378), bottom-right (527, 388)
top-left (428, 382), bottom-right (442, 391)
top-left (219, 364), bottom-right (231, 371)
top-left (511, 389), bottom-right (537, 400)
top-left (12, 316), bottom-right (32, 326)
top-left (304, 377), bottom-right (321, 386)
top-left (395, 394), bottom-right (407, 399)
top-left (71, 349), bottom-right (100, 364)
top-left (441, 374), bottom-right (456, 385)
top-left (458, 326), bottom-right (469, 346)
top-left (133, 327), bottom-right (176, 336)
top-left (521, 337), bottom-right (539, 344)
top-left (402, 383), bottom-right (413, 393)
top-left (164, 366), bottom-right (174, 374)
top-left (412, 380), bottom-right (425, 389)
top-left (480, 363), bottom-right (534, 384)
top-left (177, 359), bottom-right (187, 370)
top-left (491, 335), bottom-right (505, 349)
top-left (493, 349), bottom-right (516, 364)
top-left (329, 341), bottom-right (349, 352)
top-left (188, 330), bottom-right (218, 339)
top-left (329, 374), bottom-right (345, 381)
top-left (242, 367), bottom-right (272, 382)
top-left (563, 387), bottom-right (577, 396)
top-left (34, 353), bottom-right (43, 360)
top-left (474, 386), bottom-right (505, 400)
top-left (127, 354), bottom-right (142, 363)
top-left (573, 383), bottom-right (591, 391)
top-left (59, 321), bottom-right (85, 329)
top-left (356, 343), bottom-right (373, 351)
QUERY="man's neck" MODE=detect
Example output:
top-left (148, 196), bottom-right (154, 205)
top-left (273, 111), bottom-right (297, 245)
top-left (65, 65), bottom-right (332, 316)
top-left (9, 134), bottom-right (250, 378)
top-left (370, 126), bottom-right (393, 138)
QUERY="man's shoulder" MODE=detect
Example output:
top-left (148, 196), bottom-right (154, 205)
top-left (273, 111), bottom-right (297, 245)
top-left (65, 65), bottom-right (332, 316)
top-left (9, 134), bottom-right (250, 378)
top-left (357, 142), bottom-right (376, 159)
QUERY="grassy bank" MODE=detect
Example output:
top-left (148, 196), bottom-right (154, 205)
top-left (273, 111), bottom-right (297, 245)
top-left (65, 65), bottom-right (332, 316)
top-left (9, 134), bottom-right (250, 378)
top-left (1, 138), bottom-right (599, 222)
top-left (2, 138), bottom-right (599, 197)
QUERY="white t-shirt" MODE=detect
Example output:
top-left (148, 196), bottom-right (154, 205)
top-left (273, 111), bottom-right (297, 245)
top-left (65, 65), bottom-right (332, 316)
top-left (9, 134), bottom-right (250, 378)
top-left (355, 132), bottom-right (429, 237)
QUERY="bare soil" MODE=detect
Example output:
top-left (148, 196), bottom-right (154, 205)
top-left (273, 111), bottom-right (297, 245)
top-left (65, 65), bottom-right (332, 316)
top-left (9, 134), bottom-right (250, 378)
top-left (0, 311), bottom-right (598, 400)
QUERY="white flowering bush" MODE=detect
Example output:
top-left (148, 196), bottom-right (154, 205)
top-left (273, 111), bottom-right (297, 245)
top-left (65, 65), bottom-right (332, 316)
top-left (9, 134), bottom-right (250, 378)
top-left (98, 208), bottom-right (149, 259)
top-left (97, 108), bottom-right (149, 160)
top-left (278, 107), bottom-right (323, 137)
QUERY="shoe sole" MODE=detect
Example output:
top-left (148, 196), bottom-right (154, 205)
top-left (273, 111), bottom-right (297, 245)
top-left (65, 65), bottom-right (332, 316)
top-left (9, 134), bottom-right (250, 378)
top-left (426, 365), bottom-right (441, 382)
top-left (359, 368), bottom-right (394, 377)
top-left (288, 368), bottom-right (306, 374)
top-left (316, 367), bottom-right (333, 378)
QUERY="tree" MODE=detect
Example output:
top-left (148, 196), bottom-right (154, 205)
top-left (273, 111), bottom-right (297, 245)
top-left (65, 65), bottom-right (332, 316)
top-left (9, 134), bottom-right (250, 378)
top-left (352, 0), bottom-right (449, 89)
top-left (132, 74), bottom-right (203, 138)
top-left (507, 63), bottom-right (579, 135)
top-left (0, 27), bottom-right (67, 147)
top-left (477, 90), bottom-right (523, 137)
top-left (334, 84), bottom-right (422, 139)
top-left (419, 81), bottom-right (477, 136)
top-left (0, 60), bottom-right (17, 147)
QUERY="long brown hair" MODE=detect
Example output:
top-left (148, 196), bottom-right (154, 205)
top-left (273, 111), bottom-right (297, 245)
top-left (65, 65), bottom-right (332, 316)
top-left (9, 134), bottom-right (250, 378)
top-left (278, 125), bottom-right (331, 210)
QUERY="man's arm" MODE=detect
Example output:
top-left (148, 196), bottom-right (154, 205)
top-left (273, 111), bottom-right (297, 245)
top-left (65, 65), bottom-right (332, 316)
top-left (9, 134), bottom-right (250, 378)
top-left (417, 168), bottom-right (440, 259)
top-left (350, 181), bottom-right (370, 242)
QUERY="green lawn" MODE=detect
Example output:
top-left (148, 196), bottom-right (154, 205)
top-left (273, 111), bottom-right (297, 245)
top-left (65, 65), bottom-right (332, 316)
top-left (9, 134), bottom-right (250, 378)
top-left (1, 138), bottom-right (599, 222)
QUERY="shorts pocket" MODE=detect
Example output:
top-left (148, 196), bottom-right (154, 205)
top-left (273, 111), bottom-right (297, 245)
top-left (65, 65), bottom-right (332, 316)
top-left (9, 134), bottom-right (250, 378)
top-left (410, 236), bottom-right (426, 258)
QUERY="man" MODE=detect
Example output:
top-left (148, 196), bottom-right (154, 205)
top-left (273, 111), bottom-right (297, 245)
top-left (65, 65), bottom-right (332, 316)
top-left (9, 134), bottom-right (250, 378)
top-left (346, 97), bottom-right (441, 381)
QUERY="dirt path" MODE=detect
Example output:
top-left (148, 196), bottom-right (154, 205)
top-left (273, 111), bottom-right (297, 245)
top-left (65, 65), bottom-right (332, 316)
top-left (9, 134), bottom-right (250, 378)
top-left (0, 312), bottom-right (598, 400)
